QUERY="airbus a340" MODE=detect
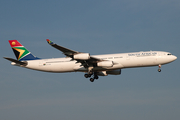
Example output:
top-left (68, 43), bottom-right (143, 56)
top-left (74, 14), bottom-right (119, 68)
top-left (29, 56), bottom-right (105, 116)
top-left (4, 40), bottom-right (177, 82)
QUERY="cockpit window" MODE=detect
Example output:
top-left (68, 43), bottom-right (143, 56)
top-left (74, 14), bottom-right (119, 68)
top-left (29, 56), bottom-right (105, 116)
top-left (167, 53), bottom-right (172, 55)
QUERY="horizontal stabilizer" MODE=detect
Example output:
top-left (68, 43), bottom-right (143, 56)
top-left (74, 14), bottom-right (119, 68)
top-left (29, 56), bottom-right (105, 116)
top-left (4, 57), bottom-right (27, 66)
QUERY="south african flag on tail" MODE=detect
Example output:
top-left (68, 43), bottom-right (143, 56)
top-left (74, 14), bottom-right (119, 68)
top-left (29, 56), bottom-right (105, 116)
top-left (8, 40), bottom-right (40, 61)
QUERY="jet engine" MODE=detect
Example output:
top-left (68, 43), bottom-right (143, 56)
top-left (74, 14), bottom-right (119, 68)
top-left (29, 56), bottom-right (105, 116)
top-left (73, 53), bottom-right (90, 60)
top-left (97, 69), bottom-right (121, 76)
top-left (97, 61), bottom-right (113, 67)
top-left (96, 71), bottom-right (108, 76)
top-left (106, 69), bottom-right (121, 75)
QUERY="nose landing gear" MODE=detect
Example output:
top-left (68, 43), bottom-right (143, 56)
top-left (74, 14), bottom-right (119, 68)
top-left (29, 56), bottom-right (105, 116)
top-left (158, 65), bottom-right (161, 72)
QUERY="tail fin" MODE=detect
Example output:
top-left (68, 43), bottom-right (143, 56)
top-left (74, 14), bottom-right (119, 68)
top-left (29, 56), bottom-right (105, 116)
top-left (8, 40), bottom-right (40, 61)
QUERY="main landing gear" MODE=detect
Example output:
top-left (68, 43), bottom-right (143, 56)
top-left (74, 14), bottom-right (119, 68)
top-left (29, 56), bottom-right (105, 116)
top-left (84, 67), bottom-right (99, 82)
top-left (158, 65), bottom-right (161, 72)
top-left (84, 72), bottom-right (99, 82)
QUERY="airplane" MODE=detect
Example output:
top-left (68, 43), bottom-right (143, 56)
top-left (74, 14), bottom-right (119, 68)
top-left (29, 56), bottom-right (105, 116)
top-left (4, 39), bottom-right (177, 82)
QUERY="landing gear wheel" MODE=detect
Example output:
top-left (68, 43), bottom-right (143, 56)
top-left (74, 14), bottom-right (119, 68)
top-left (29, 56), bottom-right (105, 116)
top-left (84, 74), bottom-right (89, 78)
top-left (94, 75), bottom-right (99, 80)
top-left (84, 73), bottom-right (92, 78)
top-left (158, 65), bottom-right (161, 72)
top-left (90, 78), bottom-right (94, 82)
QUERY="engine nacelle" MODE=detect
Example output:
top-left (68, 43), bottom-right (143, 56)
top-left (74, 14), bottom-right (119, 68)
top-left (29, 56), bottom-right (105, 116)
top-left (96, 71), bottom-right (108, 76)
top-left (106, 69), bottom-right (121, 75)
top-left (97, 69), bottom-right (121, 76)
top-left (73, 53), bottom-right (90, 60)
top-left (97, 61), bottom-right (113, 67)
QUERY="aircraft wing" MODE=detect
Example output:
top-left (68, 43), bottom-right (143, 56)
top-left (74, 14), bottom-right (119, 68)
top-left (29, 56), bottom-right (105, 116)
top-left (46, 39), bottom-right (102, 67)
top-left (46, 39), bottom-right (79, 57)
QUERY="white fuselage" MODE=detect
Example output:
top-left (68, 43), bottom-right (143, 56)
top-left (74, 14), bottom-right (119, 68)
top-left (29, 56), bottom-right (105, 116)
top-left (13, 51), bottom-right (177, 73)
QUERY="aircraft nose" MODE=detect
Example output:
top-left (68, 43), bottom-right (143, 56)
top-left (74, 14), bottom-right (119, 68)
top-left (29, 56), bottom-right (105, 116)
top-left (171, 55), bottom-right (177, 61)
top-left (172, 55), bottom-right (177, 61)
top-left (166, 55), bottom-right (177, 63)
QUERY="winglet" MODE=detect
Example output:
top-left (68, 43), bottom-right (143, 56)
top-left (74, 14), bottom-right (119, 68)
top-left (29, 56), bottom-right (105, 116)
top-left (46, 39), bottom-right (54, 45)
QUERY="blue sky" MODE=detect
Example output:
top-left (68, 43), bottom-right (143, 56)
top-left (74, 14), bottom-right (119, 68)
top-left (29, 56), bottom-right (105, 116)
top-left (0, 0), bottom-right (180, 120)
